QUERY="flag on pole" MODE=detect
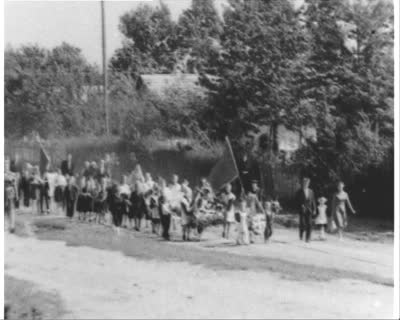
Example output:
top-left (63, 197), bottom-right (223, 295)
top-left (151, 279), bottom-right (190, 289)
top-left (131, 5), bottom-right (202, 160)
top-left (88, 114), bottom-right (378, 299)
top-left (39, 143), bottom-right (50, 175)
top-left (208, 137), bottom-right (240, 191)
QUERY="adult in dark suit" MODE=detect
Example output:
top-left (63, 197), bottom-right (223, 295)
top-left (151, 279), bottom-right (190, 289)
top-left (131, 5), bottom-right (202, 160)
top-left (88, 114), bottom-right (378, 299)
top-left (295, 177), bottom-right (316, 242)
top-left (61, 153), bottom-right (74, 177)
top-left (64, 176), bottom-right (78, 218)
top-left (237, 153), bottom-right (261, 196)
top-left (39, 172), bottom-right (50, 214)
top-left (19, 170), bottom-right (31, 207)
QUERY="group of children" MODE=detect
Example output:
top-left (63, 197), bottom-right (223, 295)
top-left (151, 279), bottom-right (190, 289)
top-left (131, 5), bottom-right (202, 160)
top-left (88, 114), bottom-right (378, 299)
top-left (226, 182), bottom-right (282, 245)
top-left (6, 155), bottom-right (351, 245)
top-left (5, 153), bottom-right (283, 244)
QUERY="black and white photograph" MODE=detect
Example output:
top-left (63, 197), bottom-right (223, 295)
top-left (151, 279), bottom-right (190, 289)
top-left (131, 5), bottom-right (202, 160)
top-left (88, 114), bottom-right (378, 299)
top-left (2, 0), bottom-right (399, 319)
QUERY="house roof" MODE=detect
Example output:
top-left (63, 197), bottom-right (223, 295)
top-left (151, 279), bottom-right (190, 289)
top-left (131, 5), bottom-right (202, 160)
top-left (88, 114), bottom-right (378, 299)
top-left (136, 73), bottom-right (218, 97)
top-left (250, 124), bottom-right (317, 153)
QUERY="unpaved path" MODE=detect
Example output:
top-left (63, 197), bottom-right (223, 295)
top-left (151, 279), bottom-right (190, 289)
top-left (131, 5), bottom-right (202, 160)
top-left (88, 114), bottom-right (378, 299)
top-left (5, 228), bottom-right (394, 319)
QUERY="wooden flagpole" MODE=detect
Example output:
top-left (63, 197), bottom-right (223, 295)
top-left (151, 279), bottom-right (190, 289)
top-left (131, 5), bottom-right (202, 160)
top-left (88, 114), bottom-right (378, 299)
top-left (225, 136), bottom-right (245, 197)
top-left (37, 137), bottom-right (51, 173)
top-left (101, 0), bottom-right (109, 136)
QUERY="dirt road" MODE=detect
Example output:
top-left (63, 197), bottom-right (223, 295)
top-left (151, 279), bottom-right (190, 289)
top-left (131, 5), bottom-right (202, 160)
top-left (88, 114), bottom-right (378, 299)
top-left (4, 219), bottom-right (394, 319)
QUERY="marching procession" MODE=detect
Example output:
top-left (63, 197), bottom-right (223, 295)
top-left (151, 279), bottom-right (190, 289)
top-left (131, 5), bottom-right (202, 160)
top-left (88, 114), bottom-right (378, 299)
top-left (4, 150), bottom-right (356, 244)
top-left (4, 151), bottom-right (281, 244)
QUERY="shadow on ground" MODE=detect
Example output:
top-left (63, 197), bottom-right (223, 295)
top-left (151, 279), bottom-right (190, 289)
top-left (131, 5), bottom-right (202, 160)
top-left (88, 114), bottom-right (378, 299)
top-left (26, 216), bottom-right (394, 288)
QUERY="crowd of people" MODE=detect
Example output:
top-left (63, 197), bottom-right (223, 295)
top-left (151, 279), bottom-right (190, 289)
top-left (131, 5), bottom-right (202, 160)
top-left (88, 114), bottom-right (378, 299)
top-left (4, 153), bottom-right (357, 244)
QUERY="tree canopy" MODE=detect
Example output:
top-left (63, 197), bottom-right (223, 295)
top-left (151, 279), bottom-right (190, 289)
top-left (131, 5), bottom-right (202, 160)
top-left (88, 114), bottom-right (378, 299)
top-left (4, 0), bottom-right (394, 210)
top-left (5, 42), bottom-right (102, 138)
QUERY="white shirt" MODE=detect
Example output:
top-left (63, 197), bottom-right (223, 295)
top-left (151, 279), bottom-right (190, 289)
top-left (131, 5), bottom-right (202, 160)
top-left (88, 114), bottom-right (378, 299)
top-left (144, 180), bottom-right (155, 193)
top-left (168, 183), bottom-right (183, 208)
top-left (55, 173), bottom-right (67, 187)
top-left (119, 184), bottom-right (131, 196)
top-left (46, 172), bottom-right (58, 196)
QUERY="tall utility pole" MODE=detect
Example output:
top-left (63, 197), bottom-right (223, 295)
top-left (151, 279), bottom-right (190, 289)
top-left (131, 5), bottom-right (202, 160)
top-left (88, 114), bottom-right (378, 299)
top-left (101, 0), bottom-right (109, 136)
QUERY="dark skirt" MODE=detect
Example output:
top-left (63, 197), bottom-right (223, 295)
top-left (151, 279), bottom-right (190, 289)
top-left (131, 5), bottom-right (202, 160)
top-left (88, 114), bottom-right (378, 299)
top-left (160, 213), bottom-right (171, 240)
top-left (186, 214), bottom-right (197, 229)
top-left (130, 193), bottom-right (147, 220)
top-left (145, 208), bottom-right (152, 220)
top-left (76, 194), bottom-right (86, 212)
top-left (23, 194), bottom-right (30, 207)
top-left (112, 205), bottom-right (123, 227)
top-left (128, 205), bottom-right (135, 219)
top-left (30, 184), bottom-right (40, 200)
top-left (54, 186), bottom-right (65, 203)
top-left (93, 199), bottom-right (105, 214)
top-left (85, 195), bottom-right (94, 213)
top-left (152, 217), bottom-right (161, 224)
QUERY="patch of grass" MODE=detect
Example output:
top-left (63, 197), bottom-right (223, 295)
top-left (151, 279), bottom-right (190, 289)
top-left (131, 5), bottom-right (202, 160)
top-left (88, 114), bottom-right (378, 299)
top-left (33, 218), bottom-right (67, 232)
top-left (4, 276), bottom-right (66, 320)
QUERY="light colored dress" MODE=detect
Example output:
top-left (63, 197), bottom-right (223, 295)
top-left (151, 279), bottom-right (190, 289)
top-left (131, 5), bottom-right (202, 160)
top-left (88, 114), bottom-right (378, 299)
top-left (86, 178), bottom-right (97, 194)
top-left (56, 174), bottom-right (67, 187)
top-left (144, 179), bottom-right (155, 193)
top-left (150, 195), bottom-right (160, 220)
top-left (222, 192), bottom-right (236, 223)
top-left (247, 191), bottom-right (263, 214)
top-left (46, 172), bottom-right (58, 198)
top-left (236, 208), bottom-right (250, 245)
top-left (168, 183), bottom-right (183, 210)
top-left (331, 191), bottom-right (353, 229)
top-left (315, 204), bottom-right (327, 225)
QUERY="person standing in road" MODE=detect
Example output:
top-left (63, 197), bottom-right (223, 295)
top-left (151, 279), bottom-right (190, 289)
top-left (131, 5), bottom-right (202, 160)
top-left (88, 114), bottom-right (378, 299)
top-left (221, 183), bottom-right (236, 239)
top-left (295, 177), bottom-right (316, 243)
top-left (331, 181), bottom-right (356, 240)
top-left (65, 176), bottom-right (78, 219)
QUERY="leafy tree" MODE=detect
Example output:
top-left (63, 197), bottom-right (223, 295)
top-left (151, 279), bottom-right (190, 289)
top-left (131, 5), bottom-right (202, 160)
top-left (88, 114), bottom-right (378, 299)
top-left (5, 46), bottom-right (53, 137)
top-left (175, 0), bottom-right (223, 73)
top-left (5, 43), bottom-right (102, 138)
top-left (201, 0), bottom-right (305, 141)
top-left (291, 0), bottom-right (394, 196)
top-left (110, 3), bottom-right (178, 77)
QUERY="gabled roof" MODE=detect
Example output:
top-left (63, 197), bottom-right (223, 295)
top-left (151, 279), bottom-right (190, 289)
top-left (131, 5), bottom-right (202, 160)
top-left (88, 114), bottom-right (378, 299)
top-left (136, 73), bottom-right (218, 97)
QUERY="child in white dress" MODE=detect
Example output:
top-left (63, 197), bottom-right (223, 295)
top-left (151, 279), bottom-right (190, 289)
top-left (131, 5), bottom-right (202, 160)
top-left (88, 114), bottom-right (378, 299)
top-left (315, 197), bottom-right (328, 240)
top-left (222, 183), bottom-right (236, 239)
top-left (236, 198), bottom-right (250, 245)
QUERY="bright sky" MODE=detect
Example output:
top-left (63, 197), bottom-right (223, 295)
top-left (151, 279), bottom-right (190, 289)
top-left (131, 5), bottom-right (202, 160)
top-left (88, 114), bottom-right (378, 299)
top-left (4, 0), bottom-right (226, 67)
top-left (5, 0), bottom-right (302, 67)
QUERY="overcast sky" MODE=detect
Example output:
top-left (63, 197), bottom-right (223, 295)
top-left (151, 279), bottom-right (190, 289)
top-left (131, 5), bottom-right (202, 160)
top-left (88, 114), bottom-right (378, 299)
top-left (5, 0), bottom-right (303, 67)
top-left (5, 0), bottom-right (227, 67)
